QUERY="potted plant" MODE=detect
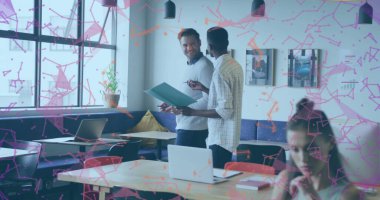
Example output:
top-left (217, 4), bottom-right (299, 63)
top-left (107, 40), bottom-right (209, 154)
top-left (100, 64), bottom-right (120, 108)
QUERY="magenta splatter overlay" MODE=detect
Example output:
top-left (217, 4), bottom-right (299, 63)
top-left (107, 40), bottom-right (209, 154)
top-left (1, 0), bottom-right (379, 199)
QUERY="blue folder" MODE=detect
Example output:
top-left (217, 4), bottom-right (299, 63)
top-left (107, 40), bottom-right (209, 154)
top-left (145, 82), bottom-right (196, 107)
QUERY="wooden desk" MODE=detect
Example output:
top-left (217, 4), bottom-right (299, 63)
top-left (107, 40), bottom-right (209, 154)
top-left (34, 137), bottom-right (126, 155)
top-left (58, 160), bottom-right (277, 200)
top-left (0, 147), bottom-right (37, 159)
top-left (119, 131), bottom-right (176, 160)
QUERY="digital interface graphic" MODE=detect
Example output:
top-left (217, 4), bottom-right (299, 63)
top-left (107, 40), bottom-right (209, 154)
top-left (0, 0), bottom-right (379, 199)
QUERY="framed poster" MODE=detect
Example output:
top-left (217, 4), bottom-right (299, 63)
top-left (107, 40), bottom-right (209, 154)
top-left (246, 49), bottom-right (274, 86)
top-left (288, 49), bottom-right (319, 88)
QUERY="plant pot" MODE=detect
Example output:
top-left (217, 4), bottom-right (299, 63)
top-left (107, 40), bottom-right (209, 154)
top-left (105, 93), bottom-right (120, 108)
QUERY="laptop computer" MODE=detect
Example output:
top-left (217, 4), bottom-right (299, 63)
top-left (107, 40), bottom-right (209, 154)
top-left (168, 145), bottom-right (240, 184)
top-left (67, 118), bottom-right (108, 142)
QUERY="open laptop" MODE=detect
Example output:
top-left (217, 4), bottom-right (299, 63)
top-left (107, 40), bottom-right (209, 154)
top-left (168, 145), bottom-right (241, 184)
top-left (67, 118), bottom-right (108, 142)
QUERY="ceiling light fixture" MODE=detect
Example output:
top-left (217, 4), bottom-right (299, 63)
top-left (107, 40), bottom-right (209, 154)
top-left (358, 0), bottom-right (373, 24)
top-left (165, 0), bottom-right (176, 19)
top-left (251, 0), bottom-right (265, 17)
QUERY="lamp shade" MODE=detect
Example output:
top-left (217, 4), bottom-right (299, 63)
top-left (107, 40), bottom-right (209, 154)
top-left (251, 0), bottom-right (265, 17)
top-left (165, 0), bottom-right (176, 19)
top-left (101, 0), bottom-right (117, 7)
top-left (359, 2), bottom-right (373, 24)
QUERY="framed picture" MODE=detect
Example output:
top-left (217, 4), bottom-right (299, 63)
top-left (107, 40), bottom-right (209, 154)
top-left (288, 49), bottom-right (319, 88)
top-left (245, 49), bottom-right (274, 86)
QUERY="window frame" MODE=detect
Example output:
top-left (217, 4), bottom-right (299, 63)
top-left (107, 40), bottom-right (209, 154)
top-left (0, 0), bottom-right (117, 109)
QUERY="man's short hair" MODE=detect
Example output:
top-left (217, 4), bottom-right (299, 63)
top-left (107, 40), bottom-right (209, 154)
top-left (207, 27), bottom-right (229, 52)
top-left (177, 28), bottom-right (200, 42)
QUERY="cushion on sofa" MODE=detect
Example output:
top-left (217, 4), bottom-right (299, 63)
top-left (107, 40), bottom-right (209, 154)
top-left (151, 111), bottom-right (176, 133)
top-left (129, 110), bottom-right (168, 148)
top-left (240, 119), bottom-right (257, 140)
top-left (256, 120), bottom-right (287, 142)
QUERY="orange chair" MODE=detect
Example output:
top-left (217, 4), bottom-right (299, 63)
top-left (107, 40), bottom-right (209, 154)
top-left (224, 162), bottom-right (275, 175)
top-left (83, 156), bottom-right (122, 200)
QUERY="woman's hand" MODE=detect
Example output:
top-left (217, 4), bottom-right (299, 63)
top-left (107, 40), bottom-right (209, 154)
top-left (289, 176), bottom-right (320, 200)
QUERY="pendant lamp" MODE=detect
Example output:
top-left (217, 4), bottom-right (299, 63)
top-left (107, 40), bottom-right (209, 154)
top-left (251, 0), bottom-right (265, 17)
top-left (359, 0), bottom-right (373, 24)
top-left (165, 0), bottom-right (176, 19)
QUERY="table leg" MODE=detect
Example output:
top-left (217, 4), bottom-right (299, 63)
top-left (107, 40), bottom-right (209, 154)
top-left (93, 186), bottom-right (110, 200)
top-left (79, 145), bottom-right (86, 153)
top-left (79, 145), bottom-right (87, 165)
top-left (157, 140), bottom-right (162, 160)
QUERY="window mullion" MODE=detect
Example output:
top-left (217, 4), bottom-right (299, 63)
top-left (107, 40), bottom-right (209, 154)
top-left (113, 6), bottom-right (117, 70)
top-left (35, 0), bottom-right (42, 108)
top-left (78, 0), bottom-right (84, 107)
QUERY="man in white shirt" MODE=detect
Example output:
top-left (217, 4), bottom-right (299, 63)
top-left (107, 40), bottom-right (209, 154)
top-left (159, 28), bottom-right (213, 148)
top-left (179, 27), bottom-right (243, 168)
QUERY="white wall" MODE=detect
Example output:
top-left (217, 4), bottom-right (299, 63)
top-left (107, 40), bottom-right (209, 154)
top-left (140, 0), bottom-right (379, 124)
top-left (118, 0), bottom-right (147, 111)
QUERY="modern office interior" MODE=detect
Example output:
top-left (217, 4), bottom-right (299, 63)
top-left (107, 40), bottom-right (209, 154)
top-left (0, 0), bottom-right (379, 199)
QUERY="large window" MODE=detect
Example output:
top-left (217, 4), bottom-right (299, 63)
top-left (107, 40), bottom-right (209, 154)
top-left (0, 0), bottom-right (117, 109)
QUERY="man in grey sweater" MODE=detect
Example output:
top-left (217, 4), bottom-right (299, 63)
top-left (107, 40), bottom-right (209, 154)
top-left (159, 28), bottom-right (213, 148)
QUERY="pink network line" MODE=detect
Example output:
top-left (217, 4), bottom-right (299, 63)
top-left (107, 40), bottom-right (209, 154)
top-left (48, 7), bottom-right (78, 21)
top-left (318, 34), bottom-right (341, 47)
top-left (205, 0), bottom-right (269, 30)
top-left (9, 61), bottom-right (25, 93)
top-left (281, 33), bottom-right (315, 49)
top-left (263, 34), bottom-right (273, 46)
top-left (282, 0), bottom-right (327, 23)
top-left (363, 46), bottom-right (380, 63)
top-left (83, 78), bottom-right (97, 105)
top-left (135, 0), bottom-right (164, 13)
top-left (2, 69), bottom-right (12, 76)
top-left (11, 39), bottom-right (27, 53)
top-left (283, 3), bottom-right (360, 33)
top-left (364, 33), bottom-right (378, 44)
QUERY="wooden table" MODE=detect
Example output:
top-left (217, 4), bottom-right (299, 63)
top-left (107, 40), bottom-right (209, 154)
top-left (0, 147), bottom-right (37, 159)
top-left (119, 131), bottom-right (177, 160)
top-left (58, 160), bottom-right (276, 200)
top-left (34, 137), bottom-right (126, 153)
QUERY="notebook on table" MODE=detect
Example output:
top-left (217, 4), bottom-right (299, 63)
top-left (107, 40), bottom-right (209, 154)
top-left (236, 174), bottom-right (274, 190)
top-left (235, 180), bottom-right (270, 190)
top-left (168, 145), bottom-right (242, 184)
top-left (67, 118), bottom-right (108, 142)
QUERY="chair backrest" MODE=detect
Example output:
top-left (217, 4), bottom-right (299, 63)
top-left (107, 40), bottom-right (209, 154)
top-left (1, 140), bottom-right (42, 179)
top-left (84, 156), bottom-right (122, 169)
top-left (108, 140), bottom-right (142, 162)
top-left (224, 162), bottom-right (275, 175)
top-left (237, 144), bottom-right (286, 173)
top-left (111, 187), bottom-right (186, 200)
